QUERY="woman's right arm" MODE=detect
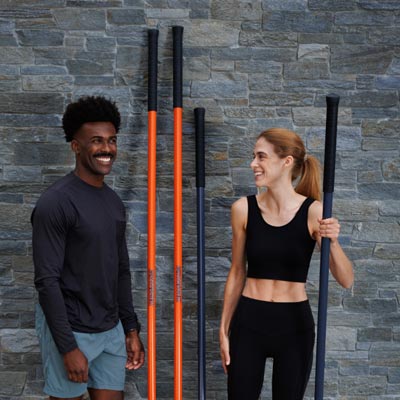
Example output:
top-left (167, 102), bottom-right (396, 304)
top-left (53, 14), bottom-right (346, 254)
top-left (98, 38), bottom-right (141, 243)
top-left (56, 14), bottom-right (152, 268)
top-left (219, 197), bottom-right (248, 374)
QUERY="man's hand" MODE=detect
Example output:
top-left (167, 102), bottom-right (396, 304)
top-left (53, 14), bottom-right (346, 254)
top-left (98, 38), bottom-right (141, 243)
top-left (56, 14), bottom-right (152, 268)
top-left (125, 330), bottom-right (145, 370)
top-left (63, 348), bottom-right (88, 383)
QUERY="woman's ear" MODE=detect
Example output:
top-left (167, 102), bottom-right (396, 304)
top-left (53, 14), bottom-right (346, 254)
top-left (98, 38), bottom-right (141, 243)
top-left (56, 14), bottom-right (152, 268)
top-left (284, 155), bottom-right (294, 167)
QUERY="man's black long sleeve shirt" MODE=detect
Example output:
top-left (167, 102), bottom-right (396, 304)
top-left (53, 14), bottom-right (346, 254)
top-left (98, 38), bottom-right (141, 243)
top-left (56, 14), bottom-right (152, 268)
top-left (32, 172), bottom-right (140, 354)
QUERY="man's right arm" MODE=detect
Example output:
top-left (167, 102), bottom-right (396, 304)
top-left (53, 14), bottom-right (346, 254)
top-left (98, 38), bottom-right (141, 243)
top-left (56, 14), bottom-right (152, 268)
top-left (32, 193), bottom-right (78, 354)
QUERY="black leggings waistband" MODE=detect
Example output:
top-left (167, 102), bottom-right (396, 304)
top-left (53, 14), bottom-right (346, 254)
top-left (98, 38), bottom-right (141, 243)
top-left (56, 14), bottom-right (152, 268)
top-left (231, 295), bottom-right (315, 336)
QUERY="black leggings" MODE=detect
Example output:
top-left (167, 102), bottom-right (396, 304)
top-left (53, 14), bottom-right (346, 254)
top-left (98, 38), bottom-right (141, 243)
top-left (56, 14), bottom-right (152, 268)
top-left (228, 296), bottom-right (315, 400)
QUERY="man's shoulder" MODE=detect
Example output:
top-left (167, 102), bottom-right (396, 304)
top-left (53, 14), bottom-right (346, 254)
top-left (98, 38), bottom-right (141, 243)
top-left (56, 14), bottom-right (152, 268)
top-left (38, 173), bottom-right (75, 202)
top-left (103, 182), bottom-right (124, 204)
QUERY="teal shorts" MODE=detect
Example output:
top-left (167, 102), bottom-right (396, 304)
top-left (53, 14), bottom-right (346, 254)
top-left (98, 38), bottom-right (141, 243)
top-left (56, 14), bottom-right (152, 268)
top-left (36, 304), bottom-right (127, 398)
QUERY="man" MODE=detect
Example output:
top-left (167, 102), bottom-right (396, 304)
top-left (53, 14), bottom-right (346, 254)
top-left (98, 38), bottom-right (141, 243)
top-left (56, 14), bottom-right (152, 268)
top-left (32, 96), bottom-right (145, 400)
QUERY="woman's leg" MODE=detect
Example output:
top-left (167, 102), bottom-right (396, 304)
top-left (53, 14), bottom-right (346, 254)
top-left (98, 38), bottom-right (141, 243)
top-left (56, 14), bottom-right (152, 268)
top-left (228, 323), bottom-right (267, 400)
top-left (272, 328), bottom-right (315, 400)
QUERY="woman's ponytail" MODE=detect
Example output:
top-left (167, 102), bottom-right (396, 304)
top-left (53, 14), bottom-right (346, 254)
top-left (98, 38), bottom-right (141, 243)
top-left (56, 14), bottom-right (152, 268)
top-left (257, 128), bottom-right (322, 201)
top-left (295, 155), bottom-right (322, 201)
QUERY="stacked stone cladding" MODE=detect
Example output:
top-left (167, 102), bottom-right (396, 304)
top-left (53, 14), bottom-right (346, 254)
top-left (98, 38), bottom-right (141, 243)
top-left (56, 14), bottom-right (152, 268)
top-left (0, 1), bottom-right (399, 398)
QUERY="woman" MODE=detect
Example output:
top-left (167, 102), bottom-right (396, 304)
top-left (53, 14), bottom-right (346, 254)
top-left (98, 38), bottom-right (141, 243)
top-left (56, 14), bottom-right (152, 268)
top-left (219, 128), bottom-right (353, 399)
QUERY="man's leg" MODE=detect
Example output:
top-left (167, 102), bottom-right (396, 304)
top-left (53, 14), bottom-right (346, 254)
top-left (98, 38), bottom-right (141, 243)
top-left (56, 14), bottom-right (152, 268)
top-left (88, 388), bottom-right (123, 400)
top-left (36, 305), bottom-right (88, 399)
top-left (85, 323), bottom-right (127, 395)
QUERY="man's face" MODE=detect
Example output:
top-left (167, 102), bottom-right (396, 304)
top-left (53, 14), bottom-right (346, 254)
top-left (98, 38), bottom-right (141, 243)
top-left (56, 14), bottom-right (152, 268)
top-left (71, 121), bottom-right (117, 185)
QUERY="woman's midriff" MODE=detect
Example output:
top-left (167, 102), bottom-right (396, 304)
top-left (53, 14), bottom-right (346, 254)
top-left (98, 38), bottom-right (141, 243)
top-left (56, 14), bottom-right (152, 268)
top-left (242, 277), bottom-right (308, 303)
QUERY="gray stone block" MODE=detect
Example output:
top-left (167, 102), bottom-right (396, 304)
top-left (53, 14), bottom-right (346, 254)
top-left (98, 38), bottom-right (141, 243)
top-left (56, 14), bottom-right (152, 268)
top-left (107, 9), bottom-right (145, 25)
top-left (0, 93), bottom-right (64, 114)
top-left (16, 30), bottom-right (64, 46)
top-left (186, 21), bottom-right (240, 47)
top-left (331, 45), bottom-right (393, 74)
top-left (358, 327), bottom-right (392, 342)
top-left (284, 61), bottom-right (329, 80)
top-left (370, 343), bottom-right (400, 367)
top-left (339, 375), bottom-right (387, 395)
top-left (0, 371), bottom-right (27, 395)
top-left (369, 27), bottom-right (400, 46)
top-left (358, 183), bottom-right (400, 200)
top-left (192, 76), bottom-right (247, 99)
top-left (336, 11), bottom-right (392, 26)
top-left (22, 75), bottom-right (73, 92)
top-left (359, 0), bottom-right (400, 10)
top-left (14, 143), bottom-right (73, 166)
top-left (262, 0), bottom-right (307, 11)
top-left (308, 0), bottom-right (356, 10)
top-left (362, 119), bottom-right (400, 138)
top-left (0, 329), bottom-right (39, 353)
top-left (0, 47), bottom-right (33, 64)
top-left (250, 91), bottom-right (314, 106)
top-left (383, 159), bottom-right (400, 181)
top-left (263, 11), bottom-right (333, 33)
top-left (211, 0), bottom-right (262, 21)
top-left (53, 9), bottom-right (106, 30)
top-left (239, 31), bottom-right (297, 47)
top-left (66, 58), bottom-right (114, 76)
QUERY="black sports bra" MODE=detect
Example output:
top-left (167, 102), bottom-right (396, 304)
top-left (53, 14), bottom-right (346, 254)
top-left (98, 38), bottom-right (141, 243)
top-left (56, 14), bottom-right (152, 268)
top-left (245, 195), bottom-right (316, 283)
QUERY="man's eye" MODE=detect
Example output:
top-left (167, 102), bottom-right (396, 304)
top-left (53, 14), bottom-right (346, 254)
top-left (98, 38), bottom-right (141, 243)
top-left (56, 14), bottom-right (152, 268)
top-left (109, 138), bottom-right (117, 144)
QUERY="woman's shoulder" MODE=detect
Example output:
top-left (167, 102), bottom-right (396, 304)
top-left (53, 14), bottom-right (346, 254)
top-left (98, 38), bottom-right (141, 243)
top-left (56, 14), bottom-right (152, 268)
top-left (231, 196), bottom-right (249, 226)
top-left (308, 198), bottom-right (322, 215)
top-left (232, 196), bottom-right (249, 212)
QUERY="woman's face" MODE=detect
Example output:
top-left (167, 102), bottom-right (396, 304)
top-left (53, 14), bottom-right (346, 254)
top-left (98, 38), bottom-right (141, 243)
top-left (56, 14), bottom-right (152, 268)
top-left (250, 138), bottom-right (289, 188)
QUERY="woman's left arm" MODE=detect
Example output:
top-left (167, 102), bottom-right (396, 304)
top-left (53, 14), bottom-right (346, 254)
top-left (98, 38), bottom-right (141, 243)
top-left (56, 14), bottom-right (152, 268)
top-left (310, 202), bottom-right (354, 289)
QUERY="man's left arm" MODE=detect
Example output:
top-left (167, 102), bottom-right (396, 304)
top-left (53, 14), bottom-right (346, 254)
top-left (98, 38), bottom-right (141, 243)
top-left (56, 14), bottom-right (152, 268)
top-left (117, 221), bottom-right (145, 370)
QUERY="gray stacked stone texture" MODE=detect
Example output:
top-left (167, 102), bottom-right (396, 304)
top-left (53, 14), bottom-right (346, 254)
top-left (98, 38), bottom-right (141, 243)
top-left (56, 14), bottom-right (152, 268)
top-left (0, 0), bottom-right (398, 399)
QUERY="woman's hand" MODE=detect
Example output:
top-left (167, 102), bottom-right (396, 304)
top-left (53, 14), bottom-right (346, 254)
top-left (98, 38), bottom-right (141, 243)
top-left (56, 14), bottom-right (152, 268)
top-left (318, 217), bottom-right (340, 244)
top-left (220, 331), bottom-right (230, 374)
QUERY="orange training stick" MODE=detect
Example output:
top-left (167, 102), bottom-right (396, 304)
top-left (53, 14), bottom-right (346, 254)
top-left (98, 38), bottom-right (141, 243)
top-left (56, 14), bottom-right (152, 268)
top-left (173, 25), bottom-right (184, 400)
top-left (148, 109), bottom-right (156, 400)
top-left (147, 28), bottom-right (158, 400)
top-left (174, 107), bottom-right (183, 400)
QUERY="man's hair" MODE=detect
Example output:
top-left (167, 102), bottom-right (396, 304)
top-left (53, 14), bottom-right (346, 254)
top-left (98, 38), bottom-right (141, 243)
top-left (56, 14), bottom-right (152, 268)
top-left (62, 96), bottom-right (121, 142)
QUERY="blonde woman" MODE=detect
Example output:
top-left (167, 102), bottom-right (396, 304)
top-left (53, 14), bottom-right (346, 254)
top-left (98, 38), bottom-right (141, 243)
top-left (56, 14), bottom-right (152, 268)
top-left (220, 128), bottom-right (353, 399)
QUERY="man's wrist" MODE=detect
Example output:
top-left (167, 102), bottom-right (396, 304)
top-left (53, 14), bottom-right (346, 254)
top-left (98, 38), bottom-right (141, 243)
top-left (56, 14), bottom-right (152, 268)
top-left (125, 322), bottom-right (141, 336)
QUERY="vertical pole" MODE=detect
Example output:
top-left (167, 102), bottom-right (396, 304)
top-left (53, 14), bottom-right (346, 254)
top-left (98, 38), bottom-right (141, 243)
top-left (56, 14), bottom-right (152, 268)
top-left (194, 107), bottom-right (206, 400)
top-left (173, 25), bottom-right (184, 400)
top-left (315, 94), bottom-right (340, 400)
top-left (147, 28), bottom-right (158, 400)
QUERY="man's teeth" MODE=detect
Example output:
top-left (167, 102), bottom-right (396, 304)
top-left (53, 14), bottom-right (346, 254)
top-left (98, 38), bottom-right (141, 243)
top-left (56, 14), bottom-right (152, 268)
top-left (96, 156), bottom-right (111, 162)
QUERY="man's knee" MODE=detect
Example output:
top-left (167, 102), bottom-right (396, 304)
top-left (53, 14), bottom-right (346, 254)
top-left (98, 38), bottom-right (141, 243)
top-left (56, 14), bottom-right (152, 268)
top-left (87, 388), bottom-right (124, 400)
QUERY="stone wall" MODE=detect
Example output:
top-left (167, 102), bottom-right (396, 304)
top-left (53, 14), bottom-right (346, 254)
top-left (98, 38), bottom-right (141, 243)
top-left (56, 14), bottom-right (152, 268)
top-left (0, 0), bottom-right (399, 399)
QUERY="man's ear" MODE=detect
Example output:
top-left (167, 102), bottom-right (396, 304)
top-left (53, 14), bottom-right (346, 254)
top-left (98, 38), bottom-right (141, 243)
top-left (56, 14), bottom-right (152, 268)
top-left (71, 139), bottom-right (80, 155)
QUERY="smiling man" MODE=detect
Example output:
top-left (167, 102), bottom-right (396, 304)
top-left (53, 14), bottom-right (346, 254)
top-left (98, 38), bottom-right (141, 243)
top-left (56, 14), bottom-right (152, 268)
top-left (32, 96), bottom-right (144, 400)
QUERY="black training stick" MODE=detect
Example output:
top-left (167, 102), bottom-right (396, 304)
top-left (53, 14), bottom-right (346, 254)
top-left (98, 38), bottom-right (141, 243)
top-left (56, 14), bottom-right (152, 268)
top-left (315, 94), bottom-right (340, 400)
top-left (195, 107), bottom-right (206, 400)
